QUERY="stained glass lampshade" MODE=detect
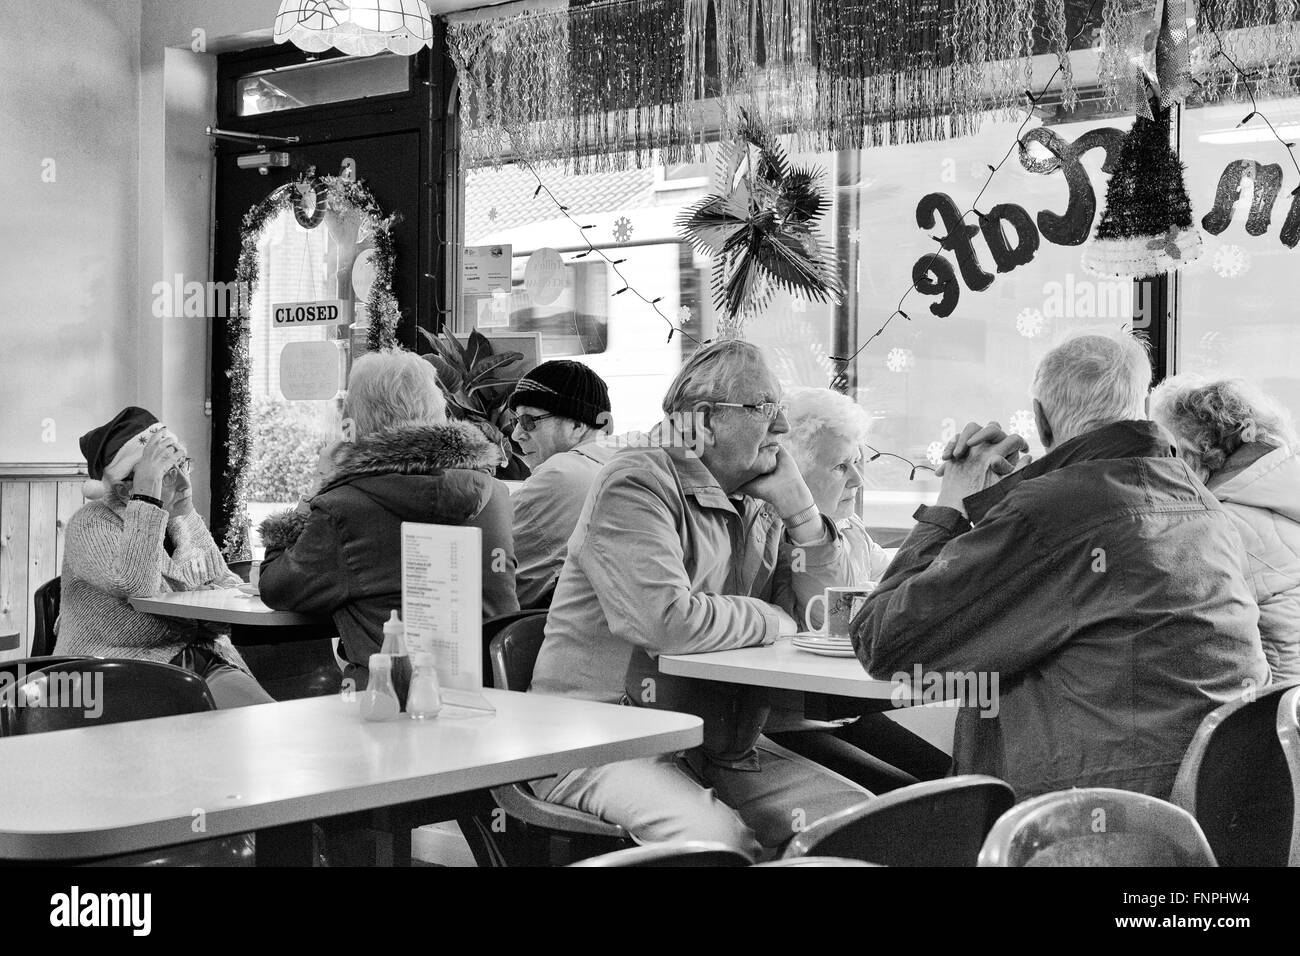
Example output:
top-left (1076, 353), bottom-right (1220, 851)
top-left (274, 0), bottom-right (434, 57)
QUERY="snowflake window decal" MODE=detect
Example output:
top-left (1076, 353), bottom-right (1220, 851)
top-left (1015, 308), bottom-right (1047, 338)
top-left (1008, 409), bottom-right (1038, 442)
top-left (886, 348), bottom-right (913, 373)
top-left (925, 441), bottom-right (946, 468)
top-left (613, 216), bottom-right (634, 244)
top-left (676, 306), bottom-right (692, 324)
top-left (1211, 244), bottom-right (1250, 278)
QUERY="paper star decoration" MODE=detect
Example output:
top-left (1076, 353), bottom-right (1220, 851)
top-left (676, 112), bottom-right (843, 327)
top-left (613, 216), bottom-right (634, 244)
top-left (1211, 244), bottom-right (1250, 278)
top-left (886, 348), bottom-right (912, 373)
top-left (487, 206), bottom-right (498, 222)
top-left (1009, 409), bottom-right (1038, 442)
top-left (926, 441), bottom-right (946, 468)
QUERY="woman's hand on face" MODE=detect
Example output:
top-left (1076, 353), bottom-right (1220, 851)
top-left (133, 432), bottom-right (183, 497)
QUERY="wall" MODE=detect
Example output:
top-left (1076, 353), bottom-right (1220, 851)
top-left (0, 0), bottom-right (142, 466)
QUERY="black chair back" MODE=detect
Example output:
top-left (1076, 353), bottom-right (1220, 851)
top-left (1278, 686), bottom-right (1300, 866)
top-left (1171, 679), bottom-right (1299, 867)
top-left (238, 639), bottom-right (342, 700)
top-left (0, 656), bottom-right (89, 736)
top-left (31, 576), bottom-right (61, 657)
top-left (784, 775), bottom-right (1015, 866)
top-left (489, 615), bottom-right (549, 692)
top-left (226, 560), bottom-right (253, 583)
top-left (7, 659), bottom-right (215, 735)
top-left (481, 611), bottom-right (547, 689)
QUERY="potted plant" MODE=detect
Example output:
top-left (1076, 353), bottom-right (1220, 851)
top-left (418, 328), bottom-right (529, 478)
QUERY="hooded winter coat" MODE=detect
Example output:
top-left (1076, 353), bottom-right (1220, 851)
top-left (1209, 441), bottom-right (1300, 682)
top-left (258, 421), bottom-right (518, 682)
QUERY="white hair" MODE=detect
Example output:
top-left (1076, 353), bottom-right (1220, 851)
top-left (343, 349), bottom-right (447, 439)
top-left (661, 340), bottom-right (769, 416)
top-left (1031, 330), bottom-right (1152, 445)
top-left (1150, 374), bottom-right (1296, 475)
top-left (783, 387), bottom-right (872, 471)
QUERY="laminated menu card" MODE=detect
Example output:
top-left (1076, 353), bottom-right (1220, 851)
top-left (400, 522), bottom-right (495, 715)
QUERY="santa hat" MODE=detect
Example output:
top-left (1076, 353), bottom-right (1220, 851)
top-left (79, 407), bottom-right (167, 500)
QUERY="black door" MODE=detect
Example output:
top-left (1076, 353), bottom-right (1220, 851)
top-left (209, 41), bottom-right (452, 552)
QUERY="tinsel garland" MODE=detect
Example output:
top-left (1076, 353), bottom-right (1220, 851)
top-left (448, 0), bottom-right (1081, 171)
top-left (1195, 0), bottom-right (1300, 102)
top-left (220, 170), bottom-right (401, 558)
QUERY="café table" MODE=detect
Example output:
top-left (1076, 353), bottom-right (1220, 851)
top-left (658, 637), bottom-right (900, 700)
top-left (129, 588), bottom-right (312, 630)
top-left (658, 638), bottom-right (958, 755)
top-left (0, 691), bottom-right (702, 866)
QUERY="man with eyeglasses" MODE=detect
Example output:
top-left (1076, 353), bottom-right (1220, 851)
top-left (528, 341), bottom-right (869, 859)
top-left (508, 360), bottom-right (616, 609)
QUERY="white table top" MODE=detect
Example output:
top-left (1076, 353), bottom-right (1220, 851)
top-left (0, 690), bottom-right (702, 860)
top-left (659, 638), bottom-right (901, 700)
top-left (129, 587), bottom-right (313, 626)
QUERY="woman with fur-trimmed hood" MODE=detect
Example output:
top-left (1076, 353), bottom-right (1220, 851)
top-left (258, 351), bottom-right (518, 687)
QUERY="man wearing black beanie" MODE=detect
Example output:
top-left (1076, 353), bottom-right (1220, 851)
top-left (508, 360), bottom-right (615, 608)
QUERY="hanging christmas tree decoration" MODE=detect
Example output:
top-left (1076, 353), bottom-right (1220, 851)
top-left (675, 113), bottom-right (842, 334)
top-left (1081, 96), bottom-right (1202, 279)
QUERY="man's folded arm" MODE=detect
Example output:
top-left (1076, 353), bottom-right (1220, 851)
top-left (580, 470), bottom-right (778, 655)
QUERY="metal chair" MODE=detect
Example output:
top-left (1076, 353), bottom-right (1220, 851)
top-left (483, 614), bottom-right (631, 864)
top-left (1274, 685), bottom-right (1300, 867)
top-left (31, 576), bottom-right (61, 657)
top-left (5, 658), bottom-right (253, 865)
top-left (569, 841), bottom-right (751, 868)
top-left (781, 775), bottom-right (1015, 866)
top-left (1170, 679), bottom-right (1299, 867)
top-left (979, 788), bottom-right (1217, 866)
top-left (753, 857), bottom-right (882, 867)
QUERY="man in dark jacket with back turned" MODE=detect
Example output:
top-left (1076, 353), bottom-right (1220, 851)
top-left (852, 331), bottom-right (1270, 801)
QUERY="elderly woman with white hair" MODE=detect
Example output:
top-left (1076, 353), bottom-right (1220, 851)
top-left (1152, 376), bottom-right (1300, 681)
top-left (57, 406), bottom-right (273, 708)
top-left (782, 387), bottom-right (890, 592)
top-left (258, 349), bottom-right (519, 688)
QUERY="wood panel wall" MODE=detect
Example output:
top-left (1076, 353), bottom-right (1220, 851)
top-left (0, 474), bottom-right (84, 661)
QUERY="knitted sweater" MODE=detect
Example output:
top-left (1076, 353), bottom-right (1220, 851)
top-left (56, 498), bottom-right (247, 669)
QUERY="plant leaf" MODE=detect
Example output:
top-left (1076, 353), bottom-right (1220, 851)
top-left (423, 353), bottom-right (464, 392)
top-left (465, 329), bottom-right (494, 370)
top-left (467, 351), bottom-right (523, 383)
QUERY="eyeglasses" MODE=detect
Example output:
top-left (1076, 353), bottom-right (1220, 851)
top-left (514, 412), bottom-right (557, 433)
top-left (709, 402), bottom-right (788, 422)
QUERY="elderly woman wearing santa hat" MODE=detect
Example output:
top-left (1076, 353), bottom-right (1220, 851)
top-left (56, 406), bottom-right (272, 708)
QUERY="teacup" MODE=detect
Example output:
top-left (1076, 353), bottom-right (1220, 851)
top-left (804, 584), bottom-right (876, 640)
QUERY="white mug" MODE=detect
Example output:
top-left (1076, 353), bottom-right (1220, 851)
top-left (249, 561), bottom-right (262, 589)
top-left (804, 584), bottom-right (876, 639)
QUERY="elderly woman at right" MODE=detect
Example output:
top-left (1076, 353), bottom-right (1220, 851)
top-left (766, 386), bottom-right (952, 791)
top-left (1151, 376), bottom-right (1300, 682)
top-left (258, 349), bottom-right (519, 689)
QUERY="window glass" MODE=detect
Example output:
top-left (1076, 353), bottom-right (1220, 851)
top-left (1177, 95), bottom-right (1300, 422)
top-left (233, 54), bottom-right (409, 116)
top-left (459, 113), bottom-right (1140, 519)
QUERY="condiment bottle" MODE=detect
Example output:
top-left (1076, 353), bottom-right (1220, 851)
top-left (406, 652), bottom-right (442, 719)
top-left (381, 610), bottom-right (412, 710)
top-left (359, 653), bottom-right (400, 722)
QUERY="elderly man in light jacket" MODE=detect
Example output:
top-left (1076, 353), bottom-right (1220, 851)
top-left (529, 340), bottom-right (869, 859)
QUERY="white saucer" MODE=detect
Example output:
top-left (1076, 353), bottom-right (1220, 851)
top-left (793, 644), bottom-right (857, 658)
top-left (236, 583), bottom-right (260, 596)
top-left (793, 632), bottom-right (851, 646)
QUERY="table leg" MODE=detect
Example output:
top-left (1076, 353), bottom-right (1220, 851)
top-left (255, 821), bottom-right (316, 866)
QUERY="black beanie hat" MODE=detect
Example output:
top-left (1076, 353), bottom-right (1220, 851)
top-left (508, 360), bottom-right (612, 430)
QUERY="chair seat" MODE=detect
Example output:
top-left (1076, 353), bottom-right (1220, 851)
top-left (491, 783), bottom-right (627, 839)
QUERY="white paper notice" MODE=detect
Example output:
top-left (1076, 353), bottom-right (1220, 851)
top-left (401, 523), bottom-right (490, 712)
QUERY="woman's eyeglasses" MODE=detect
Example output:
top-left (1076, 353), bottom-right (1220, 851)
top-left (709, 401), bottom-right (789, 422)
top-left (514, 412), bottom-right (557, 433)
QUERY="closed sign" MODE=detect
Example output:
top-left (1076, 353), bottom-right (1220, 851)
top-left (272, 299), bottom-right (347, 327)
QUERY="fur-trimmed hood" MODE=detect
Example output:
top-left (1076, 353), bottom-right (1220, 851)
top-left (331, 420), bottom-right (500, 482)
top-left (259, 421), bottom-right (501, 552)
